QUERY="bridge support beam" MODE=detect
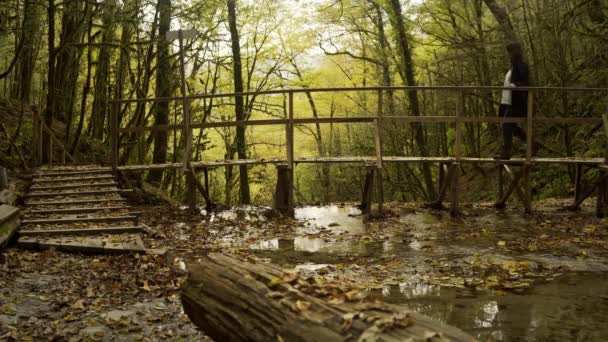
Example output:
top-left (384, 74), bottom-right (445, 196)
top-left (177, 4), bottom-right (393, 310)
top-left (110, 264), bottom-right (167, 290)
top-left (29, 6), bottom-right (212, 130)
top-left (523, 163), bottom-right (532, 214)
top-left (596, 171), bottom-right (608, 218)
top-left (376, 166), bottom-right (384, 214)
top-left (361, 164), bottom-right (376, 217)
top-left (428, 162), bottom-right (456, 211)
top-left (274, 164), bottom-right (293, 217)
top-left (494, 163), bottom-right (531, 213)
top-left (449, 163), bottom-right (461, 217)
top-left (185, 170), bottom-right (197, 209)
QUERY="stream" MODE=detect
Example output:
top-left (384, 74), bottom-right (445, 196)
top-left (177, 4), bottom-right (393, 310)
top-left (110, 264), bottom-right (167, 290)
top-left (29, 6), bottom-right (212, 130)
top-left (205, 204), bottom-right (608, 341)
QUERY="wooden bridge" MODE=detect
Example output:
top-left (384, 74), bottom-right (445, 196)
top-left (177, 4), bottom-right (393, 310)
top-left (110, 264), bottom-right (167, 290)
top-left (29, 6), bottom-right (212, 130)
top-left (95, 85), bottom-right (608, 216)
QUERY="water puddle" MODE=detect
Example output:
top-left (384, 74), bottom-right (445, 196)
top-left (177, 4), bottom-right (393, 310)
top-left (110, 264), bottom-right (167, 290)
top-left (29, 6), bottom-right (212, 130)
top-left (250, 237), bottom-right (370, 254)
top-left (368, 272), bottom-right (608, 341)
top-left (295, 205), bottom-right (365, 233)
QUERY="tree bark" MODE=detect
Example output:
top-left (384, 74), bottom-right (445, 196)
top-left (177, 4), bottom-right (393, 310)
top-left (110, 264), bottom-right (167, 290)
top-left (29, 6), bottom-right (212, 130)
top-left (53, 0), bottom-right (86, 126)
top-left (148, 0), bottom-right (172, 184)
top-left (387, 0), bottom-right (436, 200)
top-left (181, 253), bottom-right (475, 342)
top-left (42, 0), bottom-right (56, 164)
top-left (91, 0), bottom-right (117, 140)
top-left (482, 0), bottom-right (522, 47)
top-left (227, 0), bottom-right (251, 204)
top-left (10, 0), bottom-right (40, 102)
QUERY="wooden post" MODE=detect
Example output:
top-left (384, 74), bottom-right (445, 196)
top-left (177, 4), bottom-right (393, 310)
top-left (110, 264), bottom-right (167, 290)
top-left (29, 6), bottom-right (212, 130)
top-left (450, 91), bottom-right (463, 217)
top-left (374, 90), bottom-right (384, 214)
top-left (185, 168), bottom-right (197, 209)
top-left (524, 92), bottom-right (534, 213)
top-left (522, 165), bottom-right (532, 213)
top-left (449, 163), bottom-right (460, 217)
top-left (111, 102), bottom-right (119, 171)
top-left (203, 168), bottom-right (211, 206)
top-left (574, 164), bottom-right (583, 207)
top-left (438, 163), bottom-right (446, 196)
top-left (274, 164), bottom-right (293, 217)
top-left (178, 30), bottom-right (192, 174)
top-left (497, 163), bottom-right (504, 208)
top-left (361, 164), bottom-right (375, 217)
top-left (286, 92), bottom-right (294, 213)
top-left (454, 92), bottom-right (463, 161)
top-left (596, 175), bottom-right (607, 218)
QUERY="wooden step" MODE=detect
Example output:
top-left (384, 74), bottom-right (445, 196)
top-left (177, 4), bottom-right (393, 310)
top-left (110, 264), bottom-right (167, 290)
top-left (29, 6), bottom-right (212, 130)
top-left (24, 189), bottom-right (132, 199)
top-left (27, 198), bottom-right (127, 206)
top-left (22, 215), bottom-right (138, 226)
top-left (30, 182), bottom-right (119, 191)
top-left (32, 175), bottom-right (115, 184)
top-left (17, 235), bottom-right (146, 254)
top-left (19, 225), bottom-right (144, 237)
top-left (27, 206), bottom-right (131, 215)
top-left (33, 168), bottom-right (113, 177)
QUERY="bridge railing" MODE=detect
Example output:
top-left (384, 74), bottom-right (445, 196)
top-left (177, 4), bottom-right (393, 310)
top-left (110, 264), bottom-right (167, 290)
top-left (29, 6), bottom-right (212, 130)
top-left (109, 85), bottom-right (608, 215)
top-left (109, 85), bottom-right (608, 169)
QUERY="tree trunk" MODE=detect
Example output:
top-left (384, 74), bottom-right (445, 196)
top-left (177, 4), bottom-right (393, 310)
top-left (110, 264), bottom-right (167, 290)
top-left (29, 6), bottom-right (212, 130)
top-left (181, 253), bottom-right (475, 342)
top-left (42, 0), bottom-right (56, 164)
top-left (483, 0), bottom-right (523, 49)
top-left (227, 0), bottom-right (251, 204)
top-left (387, 0), bottom-right (436, 200)
top-left (91, 0), bottom-right (117, 140)
top-left (148, 0), bottom-right (172, 184)
top-left (71, 6), bottom-right (94, 154)
top-left (53, 0), bottom-right (85, 127)
top-left (12, 0), bottom-right (41, 103)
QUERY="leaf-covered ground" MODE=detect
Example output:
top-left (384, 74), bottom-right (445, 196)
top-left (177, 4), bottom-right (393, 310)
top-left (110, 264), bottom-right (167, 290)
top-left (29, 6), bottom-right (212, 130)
top-left (1, 199), bottom-right (608, 340)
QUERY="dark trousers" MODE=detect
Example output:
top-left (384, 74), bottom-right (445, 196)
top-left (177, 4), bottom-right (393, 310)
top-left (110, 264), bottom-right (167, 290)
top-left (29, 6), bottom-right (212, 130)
top-left (500, 104), bottom-right (526, 148)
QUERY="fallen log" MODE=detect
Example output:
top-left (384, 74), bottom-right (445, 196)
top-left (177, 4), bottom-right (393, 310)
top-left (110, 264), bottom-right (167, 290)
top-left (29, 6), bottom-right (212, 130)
top-left (181, 253), bottom-right (475, 342)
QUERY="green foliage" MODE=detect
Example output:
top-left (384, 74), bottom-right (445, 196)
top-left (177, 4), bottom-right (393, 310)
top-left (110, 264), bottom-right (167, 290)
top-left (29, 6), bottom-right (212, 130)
top-left (1, 0), bottom-right (607, 205)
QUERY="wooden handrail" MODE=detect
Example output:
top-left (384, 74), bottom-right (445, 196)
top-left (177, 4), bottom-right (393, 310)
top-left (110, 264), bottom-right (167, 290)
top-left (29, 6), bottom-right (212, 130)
top-left (32, 109), bottom-right (75, 164)
top-left (115, 116), bottom-right (604, 134)
top-left (109, 85), bottom-right (608, 104)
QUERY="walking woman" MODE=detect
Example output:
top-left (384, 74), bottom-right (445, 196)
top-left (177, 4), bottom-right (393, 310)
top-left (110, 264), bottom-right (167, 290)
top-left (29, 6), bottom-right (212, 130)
top-left (495, 42), bottom-right (530, 159)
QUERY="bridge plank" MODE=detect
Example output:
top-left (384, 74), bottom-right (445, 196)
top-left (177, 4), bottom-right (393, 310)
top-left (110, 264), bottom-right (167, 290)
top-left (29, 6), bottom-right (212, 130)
top-left (19, 226), bottom-right (144, 236)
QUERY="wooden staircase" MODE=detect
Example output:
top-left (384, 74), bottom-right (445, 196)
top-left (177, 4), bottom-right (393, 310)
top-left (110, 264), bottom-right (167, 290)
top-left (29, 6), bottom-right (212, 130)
top-left (17, 164), bottom-right (146, 254)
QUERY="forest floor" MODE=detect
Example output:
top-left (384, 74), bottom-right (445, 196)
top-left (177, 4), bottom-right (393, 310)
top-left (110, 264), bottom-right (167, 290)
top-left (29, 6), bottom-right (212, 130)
top-left (2, 198), bottom-right (608, 341)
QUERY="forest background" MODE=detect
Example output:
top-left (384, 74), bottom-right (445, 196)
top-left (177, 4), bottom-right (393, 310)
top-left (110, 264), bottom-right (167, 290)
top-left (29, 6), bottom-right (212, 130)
top-left (0, 0), bottom-right (607, 207)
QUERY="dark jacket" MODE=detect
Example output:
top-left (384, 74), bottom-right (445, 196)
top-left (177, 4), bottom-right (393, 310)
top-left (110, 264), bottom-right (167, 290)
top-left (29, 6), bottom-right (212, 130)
top-left (510, 62), bottom-right (529, 117)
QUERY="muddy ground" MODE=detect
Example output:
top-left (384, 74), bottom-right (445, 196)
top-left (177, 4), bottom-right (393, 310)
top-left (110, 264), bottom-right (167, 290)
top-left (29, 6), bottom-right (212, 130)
top-left (1, 199), bottom-right (608, 341)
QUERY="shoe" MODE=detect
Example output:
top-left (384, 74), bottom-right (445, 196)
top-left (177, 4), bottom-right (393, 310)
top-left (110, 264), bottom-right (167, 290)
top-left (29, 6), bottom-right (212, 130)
top-left (493, 145), bottom-right (512, 160)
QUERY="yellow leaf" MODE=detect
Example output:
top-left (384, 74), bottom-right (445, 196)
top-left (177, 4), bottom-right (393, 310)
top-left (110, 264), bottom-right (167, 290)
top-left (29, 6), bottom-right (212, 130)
top-left (497, 241), bottom-right (506, 246)
top-left (345, 290), bottom-right (360, 300)
top-left (0, 303), bottom-right (16, 315)
top-left (584, 225), bottom-right (597, 233)
top-left (268, 277), bottom-right (282, 287)
top-left (295, 300), bottom-right (311, 311)
top-left (142, 280), bottom-right (151, 291)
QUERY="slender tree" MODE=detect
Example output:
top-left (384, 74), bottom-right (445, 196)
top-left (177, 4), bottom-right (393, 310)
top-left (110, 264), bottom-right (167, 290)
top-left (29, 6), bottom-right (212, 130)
top-left (227, 0), bottom-right (251, 204)
top-left (148, 0), bottom-right (172, 184)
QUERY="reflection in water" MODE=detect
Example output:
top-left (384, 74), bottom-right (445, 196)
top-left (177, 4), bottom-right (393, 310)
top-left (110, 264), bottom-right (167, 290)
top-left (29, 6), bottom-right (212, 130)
top-left (295, 205), bottom-right (365, 233)
top-left (372, 273), bottom-right (608, 341)
top-left (250, 237), bottom-right (370, 254)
